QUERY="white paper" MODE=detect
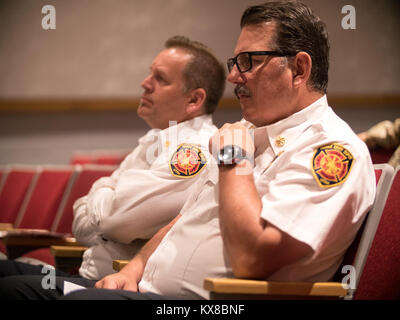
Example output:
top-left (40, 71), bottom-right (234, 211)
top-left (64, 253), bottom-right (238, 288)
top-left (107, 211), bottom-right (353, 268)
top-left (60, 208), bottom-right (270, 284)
top-left (63, 281), bottom-right (87, 295)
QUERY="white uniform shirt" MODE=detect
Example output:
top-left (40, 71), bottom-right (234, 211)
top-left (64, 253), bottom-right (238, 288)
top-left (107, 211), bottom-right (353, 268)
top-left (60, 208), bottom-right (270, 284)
top-left (138, 96), bottom-right (376, 299)
top-left (72, 114), bottom-right (217, 280)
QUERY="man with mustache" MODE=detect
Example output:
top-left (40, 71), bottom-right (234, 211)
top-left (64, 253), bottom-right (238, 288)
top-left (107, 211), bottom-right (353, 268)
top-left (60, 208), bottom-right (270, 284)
top-left (0, 35), bottom-right (226, 299)
top-left (57, 1), bottom-right (375, 300)
top-left (5, 1), bottom-right (377, 300)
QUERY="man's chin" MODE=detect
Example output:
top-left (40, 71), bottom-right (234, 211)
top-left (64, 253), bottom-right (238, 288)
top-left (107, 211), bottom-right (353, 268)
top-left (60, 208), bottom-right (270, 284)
top-left (137, 103), bottom-right (151, 115)
top-left (137, 108), bottom-right (150, 122)
top-left (239, 99), bottom-right (253, 114)
top-left (240, 104), bottom-right (258, 125)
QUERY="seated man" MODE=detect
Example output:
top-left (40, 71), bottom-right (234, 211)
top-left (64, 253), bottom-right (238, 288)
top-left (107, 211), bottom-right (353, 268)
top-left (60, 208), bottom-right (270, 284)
top-left (5, 1), bottom-right (377, 300)
top-left (0, 36), bottom-right (226, 299)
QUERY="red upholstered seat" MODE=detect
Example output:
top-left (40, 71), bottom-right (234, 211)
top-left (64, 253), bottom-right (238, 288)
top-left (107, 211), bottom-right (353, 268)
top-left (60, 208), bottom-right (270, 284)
top-left (1, 166), bottom-right (74, 261)
top-left (0, 166), bottom-right (38, 225)
top-left (70, 154), bottom-right (92, 165)
top-left (15, 166), bottom-right (76, 230)
top-left (354, 165), bottom-right (400, 299)
top-left (0, 169), bottom-right (4, 190)
top-left (53, 164), bottom-right (116, 234)
top-left (93, 151), bottom-right (129, 165)
top-left (10, 166), bottom-right (76, 265)
top-left (369, 147), bottom-right (394, 164)
top-left (70, 150), bottom-right (128, 166)
top-left (332, 164), bottom-right (386, 282)
top-left (21, 164), bottom-right (116, 268)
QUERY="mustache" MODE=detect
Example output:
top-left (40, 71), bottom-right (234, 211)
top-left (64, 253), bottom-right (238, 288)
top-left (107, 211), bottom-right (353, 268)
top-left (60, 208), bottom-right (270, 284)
top-left (234, 85), bottom-right (251, 99)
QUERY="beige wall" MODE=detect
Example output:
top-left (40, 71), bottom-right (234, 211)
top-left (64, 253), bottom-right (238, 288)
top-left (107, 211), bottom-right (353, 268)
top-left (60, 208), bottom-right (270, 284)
top-left (1, 0), bottom-right (399, 99)
top-left (0, 0), bottom-right (399, 165)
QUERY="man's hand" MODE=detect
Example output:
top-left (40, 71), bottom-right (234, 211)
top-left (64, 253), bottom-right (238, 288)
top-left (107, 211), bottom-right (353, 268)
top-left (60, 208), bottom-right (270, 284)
top-left (95, 270), bottom-right (139, 292)
top-left (209, 122), bottom-right (255, 157)
top-left (95, 214), bottom-right (182, 293)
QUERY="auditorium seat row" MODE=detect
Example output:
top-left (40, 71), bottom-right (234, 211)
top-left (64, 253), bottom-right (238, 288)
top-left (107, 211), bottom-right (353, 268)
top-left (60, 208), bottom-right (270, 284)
top-left (109, 164), bottom-right (400, 300)
top-left (1, 161), bottom-right (399, 299)
top-left (70, 149), bottom-right (130, 166)
top-left (0, 164), bottom-right (117, 265)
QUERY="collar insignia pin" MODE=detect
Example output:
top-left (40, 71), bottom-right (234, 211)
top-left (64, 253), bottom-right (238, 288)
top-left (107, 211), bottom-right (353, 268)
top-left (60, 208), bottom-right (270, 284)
top-left (275, 136), bottom-right (285, 147)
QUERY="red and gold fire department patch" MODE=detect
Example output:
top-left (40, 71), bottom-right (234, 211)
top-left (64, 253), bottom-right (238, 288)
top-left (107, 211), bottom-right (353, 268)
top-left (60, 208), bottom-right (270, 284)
top-left (311, 143), bottom-right (354, 188)
top-left (169, 143), bottom-right (207, 178)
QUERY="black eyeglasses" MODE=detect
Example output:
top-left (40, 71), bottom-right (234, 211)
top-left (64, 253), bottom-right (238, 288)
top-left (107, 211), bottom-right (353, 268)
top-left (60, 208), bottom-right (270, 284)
top-left (227, 51), bottom-right (295, 73)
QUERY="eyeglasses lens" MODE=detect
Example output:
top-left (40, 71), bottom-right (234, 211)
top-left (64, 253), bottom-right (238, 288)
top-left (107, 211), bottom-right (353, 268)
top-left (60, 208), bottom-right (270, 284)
top-left (237, 53), bottom-right (251, 73)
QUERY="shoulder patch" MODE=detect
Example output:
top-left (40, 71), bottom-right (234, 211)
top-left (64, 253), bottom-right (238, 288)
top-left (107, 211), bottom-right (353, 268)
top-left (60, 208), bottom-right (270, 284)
top-left (169, 143), bottom-right (207, 178)
top-left (311, 143), bottom-right (354, 188)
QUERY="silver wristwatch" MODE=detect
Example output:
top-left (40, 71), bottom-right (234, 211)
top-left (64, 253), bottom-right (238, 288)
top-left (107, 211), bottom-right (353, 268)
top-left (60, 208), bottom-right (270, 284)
top-left (217, 145), bottom-right (252, 167)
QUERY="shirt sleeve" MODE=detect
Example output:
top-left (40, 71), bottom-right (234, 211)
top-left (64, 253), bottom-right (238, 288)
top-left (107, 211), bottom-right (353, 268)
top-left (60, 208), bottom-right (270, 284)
top-left (258, 143), bottom-right (375, 255)
top-left (71, 149), bottom-right (140, 244)
top-left (72, 180), bottom-right (119, 245)
top-left (98, 148), bottom-right (211, 244)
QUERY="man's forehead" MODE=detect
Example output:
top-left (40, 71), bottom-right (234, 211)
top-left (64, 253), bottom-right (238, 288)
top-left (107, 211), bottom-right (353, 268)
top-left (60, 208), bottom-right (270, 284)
top-left (234, 22), bottom-right (276, 54)
top-left (152, 48), bottom-right (191, 70)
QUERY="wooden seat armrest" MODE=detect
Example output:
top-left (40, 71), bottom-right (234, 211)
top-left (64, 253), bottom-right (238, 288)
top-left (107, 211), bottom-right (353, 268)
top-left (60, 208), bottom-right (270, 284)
top-left (2, 234), bottom-right (79, 247)
top-left (50, 245), bottom-right (88, 258)
top-left (0, 223), bottom-right (13, 231)
top-left (2, 233), bottom-right (81, 260)
top-left (204, 278), bottom-right (348, 299)
top-left (113, 259), bottom-right (129, 271)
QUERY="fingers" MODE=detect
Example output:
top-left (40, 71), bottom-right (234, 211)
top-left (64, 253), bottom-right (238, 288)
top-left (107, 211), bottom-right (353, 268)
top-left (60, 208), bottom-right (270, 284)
top-left (95, 274), bottom-right (138, 292)
top-left (209, 122), bottom-right (254, 155)
top-left (95, 276), bottom-right (118, 289)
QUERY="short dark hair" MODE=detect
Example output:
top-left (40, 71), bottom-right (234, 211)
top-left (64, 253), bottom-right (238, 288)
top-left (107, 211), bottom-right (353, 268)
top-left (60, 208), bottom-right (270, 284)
top-left (165, 36), bottom-right (226, 114)
top-left (240, 1), bottom-right (330, 93)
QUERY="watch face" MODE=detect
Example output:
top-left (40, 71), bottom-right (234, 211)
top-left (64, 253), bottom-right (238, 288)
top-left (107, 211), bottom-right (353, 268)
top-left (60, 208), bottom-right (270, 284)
top-left (219, 145), bottom-right (234, 163)
top-left (218, 145), bottom-right (241, 165)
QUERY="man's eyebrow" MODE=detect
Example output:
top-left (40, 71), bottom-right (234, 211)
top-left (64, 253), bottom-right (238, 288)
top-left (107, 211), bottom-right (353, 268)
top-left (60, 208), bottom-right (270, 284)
top-left (151, 66), bottom-right (169, 79)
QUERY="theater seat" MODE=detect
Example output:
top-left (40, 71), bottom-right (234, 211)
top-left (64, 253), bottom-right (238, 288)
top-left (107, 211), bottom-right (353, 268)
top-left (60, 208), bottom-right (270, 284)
top-left (352, 165), bottom-right (400, 299)
top-left (53, 164), bottom-right (117, 234)
top-left (1, 165), bottom-right (77, 262)
top-left (0, 165), bottom-right (39, 259)
top-left (0, 165), bottom-right (38, 226)
top-left (369, 147), bottom-right (394, 164)
top-left (70, 149), bottom-right (129, 166)
top-left (48, 164), bottom-right (117, 272)
top-left (15, 166), bottom-right (76, 230)
top-left (204, 164), bottom-right (396, 299)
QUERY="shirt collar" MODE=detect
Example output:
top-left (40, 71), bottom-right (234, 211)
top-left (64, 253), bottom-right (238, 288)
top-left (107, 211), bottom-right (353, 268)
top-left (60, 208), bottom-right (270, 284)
top-left (245, 95), bottom-right (330, 156)
top-left (139, 114), bottom-right (213, 145)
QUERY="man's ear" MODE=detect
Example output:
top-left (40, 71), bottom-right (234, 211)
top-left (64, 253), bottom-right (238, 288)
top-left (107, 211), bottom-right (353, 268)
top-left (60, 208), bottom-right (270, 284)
top-left (292, 51), bottom-right (312, 88)
top-left (186, 88), bottom-right (207, 115)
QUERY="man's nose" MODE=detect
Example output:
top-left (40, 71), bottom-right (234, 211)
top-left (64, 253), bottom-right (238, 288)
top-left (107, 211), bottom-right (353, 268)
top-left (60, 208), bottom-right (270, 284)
top-left (227, 65), bottom-right (245, 85)
top-left (141, 75), bottom-right (153, 92)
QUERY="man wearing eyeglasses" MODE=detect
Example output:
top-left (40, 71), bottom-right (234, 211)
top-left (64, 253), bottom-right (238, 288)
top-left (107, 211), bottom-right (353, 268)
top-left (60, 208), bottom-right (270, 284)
top-left (49, 1), bottom-right (376, 300)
